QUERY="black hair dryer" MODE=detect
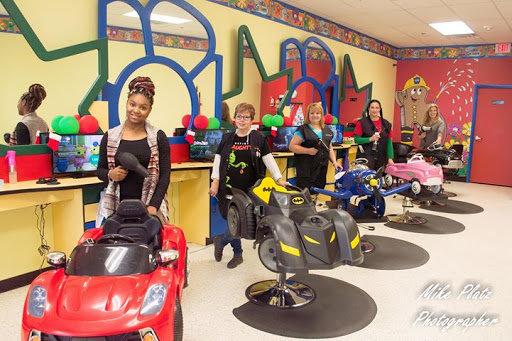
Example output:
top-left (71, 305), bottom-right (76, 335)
top-left (117, 152), bottom-right (149, 178)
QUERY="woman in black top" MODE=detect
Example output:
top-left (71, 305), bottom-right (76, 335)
top-left (97, 76), bottom-right (170, 221)
top-left (209, 103), bottom-right (286, 268)
top-left (289, 102), bottom-right (342, 191)
top-left (7, 84), bottom-right (49, 145)
top-left (353, 99), bottom-right (394, 170)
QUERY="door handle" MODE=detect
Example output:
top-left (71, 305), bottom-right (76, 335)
top-left (475, 135), bottom-right (482, 141)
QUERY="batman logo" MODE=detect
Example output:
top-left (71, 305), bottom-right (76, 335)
top-left (262, 187), bottom-right (273, 192)
top-left (291, 196), bottom-right (305, 205)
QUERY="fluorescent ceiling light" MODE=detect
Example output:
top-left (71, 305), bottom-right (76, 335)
top-left (429, 21), bottom-right (474, 36)
top-left (123, 11), bottom-right (191, 24)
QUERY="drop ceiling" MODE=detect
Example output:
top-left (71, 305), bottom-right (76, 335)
top-left (278, 0), bottom-right (512, 47)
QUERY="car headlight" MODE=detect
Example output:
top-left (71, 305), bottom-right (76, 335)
top-left (28, 286), bottom-right (46, 318)
top-left (141, 284), bottom-right (167, 316)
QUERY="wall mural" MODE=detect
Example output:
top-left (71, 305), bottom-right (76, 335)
top-left (394, 57), bottom-right (512, 176)
top-left (98, 0), bottom-right (223, 136)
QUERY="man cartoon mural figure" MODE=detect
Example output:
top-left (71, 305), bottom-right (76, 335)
top-left (395, 75), bottom-right (432, 145)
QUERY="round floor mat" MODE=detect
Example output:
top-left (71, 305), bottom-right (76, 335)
top-left (357, 235), bottom-right (429, 270)
top-left (233, 274), bottom-right (377, 339)
top-left (443, 191), bottom-right (457, 198)
top-left (419, 199), bottom-right (484, 214)
top-left (385, 212), bottom-right (465, 234)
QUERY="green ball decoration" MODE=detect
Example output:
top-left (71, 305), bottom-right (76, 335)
top-left (58, 116), bottom-right (80, 134)
top-left (51, 115), bottom-right (64, 132)
top-left (262, 114), bottom-right (273, 127)
top-left (207, 117), bottom-right (220, 129)
top-left (271, 114), bottom-right (284, 127)
top-left (332, 116), bottom-right (338, 125)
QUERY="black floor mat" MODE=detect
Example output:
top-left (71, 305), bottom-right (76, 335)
top-left (357, 235), bottom-right (430, 270)
top-left (419, 199), bottom-right (484, 214)
top-left (385, 212), bottom-right (465, 234)
top-left (233, 274), bottom-right (377, 339)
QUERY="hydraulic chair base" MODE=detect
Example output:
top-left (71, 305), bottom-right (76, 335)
top-left (386, 197), bottom-right (428, 225)
top-left (246, 273), bottom-right (316, 309)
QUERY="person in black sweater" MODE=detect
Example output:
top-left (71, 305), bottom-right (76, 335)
top-left (288, 102), bottom-right (342, 192)
top-left (6, 84), bottom-right (49, 145)
top-left (353, 99), bottom-right (394, 171)
top-left (209, 103), bottom-right (287, 268)
top-left (97, 76), bottom-right (170, 221)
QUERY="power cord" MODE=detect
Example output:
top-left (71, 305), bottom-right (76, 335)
top-left (34, 204), bottom-right (51, 268)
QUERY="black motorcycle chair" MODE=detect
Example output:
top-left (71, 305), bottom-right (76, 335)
top-left (103, 199), bottom-right (162, 249)
top-left (393, 142), bottom-right (414, 163)
top-left (226, 179), bottom-right (363, 308)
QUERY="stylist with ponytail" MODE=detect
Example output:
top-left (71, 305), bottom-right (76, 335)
top-left (8, 83), bottom-right (49, 145)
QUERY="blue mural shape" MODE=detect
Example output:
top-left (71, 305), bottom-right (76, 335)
top-left (97, 0), bottom-right (223, 130)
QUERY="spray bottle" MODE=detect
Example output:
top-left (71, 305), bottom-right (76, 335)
top-left (6, 150), bottom-right (17, 183)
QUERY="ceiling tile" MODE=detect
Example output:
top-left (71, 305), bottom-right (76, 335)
top-left (342, 0), bottom-right (402, 12)
top-left (407, 6), bottom-right (460, 23)
top-left (391, 0), bottom-right (447, 9)
top-left (495, 1), bottom-right (512, 19)
top-left (450, 3), bottom-right (503, 20)
top-left (465, 18), bottom-right (509, 32)
top-left (442, 0), bottom-right (494, 5)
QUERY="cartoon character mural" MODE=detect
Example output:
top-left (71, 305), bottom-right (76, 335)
top-left (395, 75), bottom-right (445, 145)
top-left (74, 145), bottom-right (86, 170)
top-left (89, 141), bottom-right (100, 167)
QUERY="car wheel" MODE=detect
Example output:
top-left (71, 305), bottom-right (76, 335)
top-left (227, 204), bottom-right (241, 237)
top-left (258, 235), bottom-right (279, 273)
top-left (383, 174), bottom-right (393, 187)
top-left (173, 298), bottom-right (183, 341)
top-left (184, 247), bottom-right (189, 288)
top-left (429, 184), bottom-right (441, 194)
top-left (411, 180), bottom-right (421, 195)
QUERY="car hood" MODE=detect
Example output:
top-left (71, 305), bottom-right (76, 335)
top-left (56, 275), bottom-right (150, 320)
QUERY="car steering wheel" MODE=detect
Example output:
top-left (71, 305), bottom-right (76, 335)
top-left (354, 158), bottom-right (369, 165)
top-left (427, 143), bottom-right (442, 151)
top-left (97, 234), bottom-right (135, 244)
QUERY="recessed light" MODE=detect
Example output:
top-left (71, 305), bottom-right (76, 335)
top-left (429, 21), bottom-right (474, 36)
top-left (483, 25), bottom-right (493, 31)
top-left (123, 11), bottom-right (191, 24)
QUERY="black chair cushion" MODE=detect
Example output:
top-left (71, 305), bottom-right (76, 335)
top-left (103, 200), bottom-right (161, 246)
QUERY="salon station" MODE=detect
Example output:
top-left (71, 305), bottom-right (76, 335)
top-left (0, 0), bottom-right (511, 340)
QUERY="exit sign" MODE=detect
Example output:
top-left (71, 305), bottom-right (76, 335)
top-left (495, 43), bottom-right (511, 54)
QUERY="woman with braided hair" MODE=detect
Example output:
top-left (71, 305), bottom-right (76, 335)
top-left (7, 83), bottom-right (49, 145)
top-left (97, 76), bottom-right (171, 222)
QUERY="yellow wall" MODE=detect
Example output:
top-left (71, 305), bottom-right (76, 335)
top-left (0, 0), bottom-right (396, 136)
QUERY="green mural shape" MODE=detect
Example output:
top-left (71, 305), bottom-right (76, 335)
top-left (339, 54), bottom-right (372, 116)
top-left (222, 25), bottom-right (293, 115)
top-left (0, 0), bottom-right (108, 115)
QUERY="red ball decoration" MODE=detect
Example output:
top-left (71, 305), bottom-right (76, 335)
top-left (181, 114), bottom-right (191, 128)
top-left (283, 116), bottom-right (292, 127)
top-left (324, 113), bottom-right (333, 125)
top-left (193, 114), bottom-right (209, 130)
top-left (79, 115), bottom-right (99, 134)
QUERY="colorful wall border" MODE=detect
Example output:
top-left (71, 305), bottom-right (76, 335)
top-left (2, 12), bottom-right (510, 60)
top-left (208, 0), bottom-right (399, 59)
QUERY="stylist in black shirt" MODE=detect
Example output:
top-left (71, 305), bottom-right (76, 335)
top-left (97, 76), bottom-right (170, 221)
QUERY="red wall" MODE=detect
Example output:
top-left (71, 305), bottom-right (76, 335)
top-left (394, 58), bottom-right (512, 157)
